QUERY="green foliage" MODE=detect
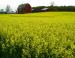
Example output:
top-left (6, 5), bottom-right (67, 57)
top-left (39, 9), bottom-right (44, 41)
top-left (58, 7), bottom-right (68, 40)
top-left (0, 12), bottom-right (75, 58)
top-left (17, 4), bottom-right (25, 14)
top-left (6, 5), bottom-right (11, 13)
top-left (32, 6), bottom-right (75, 12)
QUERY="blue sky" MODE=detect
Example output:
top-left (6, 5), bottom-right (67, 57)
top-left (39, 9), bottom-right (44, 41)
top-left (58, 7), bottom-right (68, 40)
top-left (0, 0), bottom-right (75, 11)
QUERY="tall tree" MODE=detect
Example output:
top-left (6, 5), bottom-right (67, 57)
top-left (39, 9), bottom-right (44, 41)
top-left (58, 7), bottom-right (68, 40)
top-left (50, 1), bottom-right (55, 6)
top-left (6, 5), bottom-right (11, 13)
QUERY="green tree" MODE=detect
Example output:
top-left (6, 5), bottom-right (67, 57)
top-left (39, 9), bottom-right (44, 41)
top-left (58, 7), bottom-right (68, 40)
top-left (6, 5), bottom-right (11, 13)
top-left (17, 4), bottom-right (25, 14)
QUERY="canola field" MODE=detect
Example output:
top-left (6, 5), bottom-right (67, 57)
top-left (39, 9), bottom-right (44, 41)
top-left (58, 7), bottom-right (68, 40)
top-left (0, 12), bottom-right (75, 58)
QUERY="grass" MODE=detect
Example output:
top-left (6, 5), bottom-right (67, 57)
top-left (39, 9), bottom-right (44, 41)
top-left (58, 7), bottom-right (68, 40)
top-left (0, 12), bottom-right (75, 58)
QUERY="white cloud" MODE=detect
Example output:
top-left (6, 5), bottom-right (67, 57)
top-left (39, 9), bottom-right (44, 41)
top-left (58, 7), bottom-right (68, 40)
top-left (53, 0), bottom-right (75, 6)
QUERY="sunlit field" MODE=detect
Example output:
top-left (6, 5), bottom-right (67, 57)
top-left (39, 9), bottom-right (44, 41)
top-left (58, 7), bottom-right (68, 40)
top-left (0, 12), bottom-right (75, 58)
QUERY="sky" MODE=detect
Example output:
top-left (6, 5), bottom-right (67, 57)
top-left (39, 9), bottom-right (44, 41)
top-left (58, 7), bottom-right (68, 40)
top-left (0, 0), bottom-right (75, 11)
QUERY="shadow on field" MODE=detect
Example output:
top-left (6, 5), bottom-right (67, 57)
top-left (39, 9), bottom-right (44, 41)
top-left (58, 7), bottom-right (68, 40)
top-left (0, 32), bottom-right (75, 58)
top-left (0, 33), bottom-right (22, 58)
top-left (0, 33), bottom-right (53, 58)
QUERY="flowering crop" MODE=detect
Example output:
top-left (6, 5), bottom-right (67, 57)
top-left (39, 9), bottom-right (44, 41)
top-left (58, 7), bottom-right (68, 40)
top-left (0, 12), bottom-right (75, 58)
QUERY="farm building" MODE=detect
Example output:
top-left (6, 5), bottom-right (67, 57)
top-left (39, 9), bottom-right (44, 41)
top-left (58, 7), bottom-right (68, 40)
top-left (17, 3), bottom-right (32, 14)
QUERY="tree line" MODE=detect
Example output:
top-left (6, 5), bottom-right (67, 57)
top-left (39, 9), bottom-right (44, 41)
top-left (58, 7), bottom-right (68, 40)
top-left (32, 6), bottom-right (75, 12)
top-left (0, 3), bottom-right (75, 14)
top-left (0, 5), bottom-right (15, 14)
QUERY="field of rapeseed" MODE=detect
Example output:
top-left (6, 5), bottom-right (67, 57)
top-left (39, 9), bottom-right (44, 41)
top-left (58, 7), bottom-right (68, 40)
top-left (0, 12), bottom-right (75, 58)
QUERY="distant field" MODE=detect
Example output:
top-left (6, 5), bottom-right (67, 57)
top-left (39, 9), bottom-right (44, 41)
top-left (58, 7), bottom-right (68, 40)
top-left (0, 12), bottom-right (75, 58)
